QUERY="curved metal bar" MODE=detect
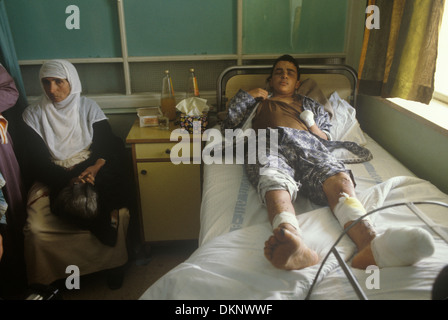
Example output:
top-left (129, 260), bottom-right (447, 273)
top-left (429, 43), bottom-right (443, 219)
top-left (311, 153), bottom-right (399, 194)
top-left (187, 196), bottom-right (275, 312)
top-left (331, 247), bottom-right (368, 300)
top-left (305, 200), bottom-right (448, 300)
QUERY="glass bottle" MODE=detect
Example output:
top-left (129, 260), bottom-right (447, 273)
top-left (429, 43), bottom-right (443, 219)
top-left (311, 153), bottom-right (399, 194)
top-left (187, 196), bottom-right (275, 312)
top-left (187, 68), bottom-right (200, 98)
top-left (160, 70), bottom-right (177, 121)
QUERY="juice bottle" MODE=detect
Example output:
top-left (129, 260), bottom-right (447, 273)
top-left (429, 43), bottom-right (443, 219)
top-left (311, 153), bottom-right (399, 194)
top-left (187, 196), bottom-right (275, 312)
top-left (187, 68), bottom-right (200, 98)
top-left (160, 70), bottom-right (177, 121)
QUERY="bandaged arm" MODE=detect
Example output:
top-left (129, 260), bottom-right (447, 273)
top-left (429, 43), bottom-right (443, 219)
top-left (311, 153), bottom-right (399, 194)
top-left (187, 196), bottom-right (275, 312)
top-left (300, 110), bottom-right (330, 140)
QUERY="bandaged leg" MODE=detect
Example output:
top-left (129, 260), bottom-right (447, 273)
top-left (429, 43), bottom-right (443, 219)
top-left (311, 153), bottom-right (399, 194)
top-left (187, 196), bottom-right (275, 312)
top-left (272, 211), bottom-right (300, 233)
top-left (371, 227), bottom-right (435, 268)
top-left (334, 193), bottom-right (435, 268)
top-left (258, 169), bottom-right (301, 233)
top-left (258, 167), bottom-right (299, 205)
top-left (333, 192), bottom-right (371, 227)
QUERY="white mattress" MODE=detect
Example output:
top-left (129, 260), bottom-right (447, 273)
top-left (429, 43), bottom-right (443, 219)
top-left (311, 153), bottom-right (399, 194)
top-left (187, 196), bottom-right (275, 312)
top-left (140, 94), bottom-right (448, 300)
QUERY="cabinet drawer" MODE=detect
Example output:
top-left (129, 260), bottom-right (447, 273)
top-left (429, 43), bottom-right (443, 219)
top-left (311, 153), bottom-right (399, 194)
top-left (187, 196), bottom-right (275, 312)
top-left (135, 142), bottom-right (199, 161)
top-left (135, 142), bottom-right (176, 160)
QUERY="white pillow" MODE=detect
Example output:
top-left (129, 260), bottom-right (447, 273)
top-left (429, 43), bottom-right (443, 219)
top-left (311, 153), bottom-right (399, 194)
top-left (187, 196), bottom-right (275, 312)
top-left (329, 92), bottom-right (367, 145)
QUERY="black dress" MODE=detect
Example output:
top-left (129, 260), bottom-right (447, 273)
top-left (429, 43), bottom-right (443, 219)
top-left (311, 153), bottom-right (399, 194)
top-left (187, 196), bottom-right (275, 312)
top-left (22, 119), bottom-right (132, 246)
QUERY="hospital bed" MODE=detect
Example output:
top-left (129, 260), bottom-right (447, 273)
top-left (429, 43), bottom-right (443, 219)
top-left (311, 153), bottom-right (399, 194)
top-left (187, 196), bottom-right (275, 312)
top-left (140, 64), bottom-right (448, 300)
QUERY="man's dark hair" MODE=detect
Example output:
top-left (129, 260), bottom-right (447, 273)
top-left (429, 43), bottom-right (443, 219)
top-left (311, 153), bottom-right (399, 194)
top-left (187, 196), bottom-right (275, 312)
top-left (268, 54), bottom-right (301, 81)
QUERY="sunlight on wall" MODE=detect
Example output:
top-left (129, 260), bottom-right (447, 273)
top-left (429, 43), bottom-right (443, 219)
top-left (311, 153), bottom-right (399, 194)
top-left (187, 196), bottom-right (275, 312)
top-left (388, 97), bottom-right (448, 131)
top-left (434, 2), bottom-right (448, 99)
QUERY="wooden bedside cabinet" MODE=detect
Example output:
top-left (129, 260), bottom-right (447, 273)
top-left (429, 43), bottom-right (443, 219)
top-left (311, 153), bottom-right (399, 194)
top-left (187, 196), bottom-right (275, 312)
top-left (126, 121), bottom-right (202, 243)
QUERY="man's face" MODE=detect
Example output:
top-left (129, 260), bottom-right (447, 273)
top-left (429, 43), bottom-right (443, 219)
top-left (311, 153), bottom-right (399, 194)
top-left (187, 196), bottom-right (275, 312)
top-left (269, 60), bottom-right (300, 96)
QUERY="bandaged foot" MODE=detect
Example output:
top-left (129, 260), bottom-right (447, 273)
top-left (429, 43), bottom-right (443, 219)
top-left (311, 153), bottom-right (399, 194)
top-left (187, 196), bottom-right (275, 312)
top-left (265, 212), bottom-right (318, 270)
top-left (352, 226), bottom-right (435, 269)
top-left (370, 227), bottom-right (435, 268)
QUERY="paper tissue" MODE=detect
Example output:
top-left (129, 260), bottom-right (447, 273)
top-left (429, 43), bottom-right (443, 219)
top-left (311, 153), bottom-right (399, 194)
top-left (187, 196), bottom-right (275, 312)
top-left (176, 97), bottom-right (209, 133)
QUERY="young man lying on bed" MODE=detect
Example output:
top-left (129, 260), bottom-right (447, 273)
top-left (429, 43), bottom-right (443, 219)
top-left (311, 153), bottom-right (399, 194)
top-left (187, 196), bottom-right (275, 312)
top-left (221, 54), bottom-right (435, 271)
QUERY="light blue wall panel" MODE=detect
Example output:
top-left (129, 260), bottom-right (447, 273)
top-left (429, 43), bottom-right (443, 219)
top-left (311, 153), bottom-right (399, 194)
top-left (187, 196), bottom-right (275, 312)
top-left (124, 0), bottom-right (236, 56)
top-left (5, 0), bottom-right (121, 60)
top-left (243, 0), bottom-right (348, 54)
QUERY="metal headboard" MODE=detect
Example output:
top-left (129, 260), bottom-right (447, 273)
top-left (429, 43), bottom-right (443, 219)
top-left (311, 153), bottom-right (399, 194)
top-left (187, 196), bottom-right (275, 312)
top-left (216, 64), bottom-right (358, 112)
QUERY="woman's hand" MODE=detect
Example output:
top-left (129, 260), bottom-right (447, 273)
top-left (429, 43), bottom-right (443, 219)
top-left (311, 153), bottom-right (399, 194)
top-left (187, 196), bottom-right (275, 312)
top-left (73, 158), bottom-right (106, 186)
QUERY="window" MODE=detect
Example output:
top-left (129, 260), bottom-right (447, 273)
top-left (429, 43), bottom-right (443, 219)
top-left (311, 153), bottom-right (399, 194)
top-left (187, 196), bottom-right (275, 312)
top-left (433, 1), bottom-right (448, 103)
top-left (388, 3), bottom-right (448, 131)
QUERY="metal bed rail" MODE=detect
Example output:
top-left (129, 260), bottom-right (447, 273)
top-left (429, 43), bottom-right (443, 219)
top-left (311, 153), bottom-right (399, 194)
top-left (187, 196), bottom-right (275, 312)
top-left (305, 201), bottom-right (448, 300)
top-left (216, 64), bottom-right (359, 112)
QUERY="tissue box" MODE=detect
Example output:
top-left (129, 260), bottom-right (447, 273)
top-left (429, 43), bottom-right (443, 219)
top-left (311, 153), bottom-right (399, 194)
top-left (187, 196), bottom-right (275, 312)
top-left (179, 113), bottom-right (208, 133)
top-left (138, 107), bottom-right (162, 127)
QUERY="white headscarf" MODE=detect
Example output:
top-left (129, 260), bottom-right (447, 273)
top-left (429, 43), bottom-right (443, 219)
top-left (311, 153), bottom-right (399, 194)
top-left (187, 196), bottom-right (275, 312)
top-left (22, 60), bottom-right (107, 162)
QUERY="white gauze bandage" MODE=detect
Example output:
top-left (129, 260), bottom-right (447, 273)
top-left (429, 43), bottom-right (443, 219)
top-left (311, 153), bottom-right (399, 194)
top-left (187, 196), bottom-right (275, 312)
top-left (333, 192), bottom-right (370, 228)
top-left (272, 211), bottom-right (300, 232)
top-left (299, 110), bottom-right (315, 127)
top-left (371, 226), bottom-right (435, 268)
top-left (258, 168), bottom-right (299, 205)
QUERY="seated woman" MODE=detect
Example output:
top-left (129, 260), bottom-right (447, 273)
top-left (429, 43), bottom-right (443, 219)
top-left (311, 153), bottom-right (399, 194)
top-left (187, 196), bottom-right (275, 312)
top-left (21, 60), bottom-right (134, 287)
top-left (22, 59), bottom-right (132, 246)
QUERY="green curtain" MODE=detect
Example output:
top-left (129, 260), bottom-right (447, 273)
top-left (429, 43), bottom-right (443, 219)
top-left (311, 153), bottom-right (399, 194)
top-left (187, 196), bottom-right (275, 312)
top-left (0, 0), bottom-right (29, 170)
top-left (0, 0), bottom-right (28, 139)
top-left (0, 0), bottom-right (27, 103)
top-left (358, 0), bottom-right (445, 104)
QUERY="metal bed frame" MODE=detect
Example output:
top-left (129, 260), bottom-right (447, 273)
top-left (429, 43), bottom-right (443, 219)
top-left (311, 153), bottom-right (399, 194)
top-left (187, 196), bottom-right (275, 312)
top-left (305, 201), bottom-right (448, 300)
top-left (216, 64), bottom-right (359, 112)
top-left (216, 64), bottom-right (448, 300)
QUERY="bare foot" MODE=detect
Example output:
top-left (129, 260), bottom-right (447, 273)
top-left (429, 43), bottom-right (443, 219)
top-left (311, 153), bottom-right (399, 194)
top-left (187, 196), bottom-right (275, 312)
top-left (345, 219), bottom-right (376, 251)
top-left (264, 225), bottom-right (319, 270)
top-left (351, 243), bottom-right (376, 269)
top-left (344, 220), bottom-right (377, 269)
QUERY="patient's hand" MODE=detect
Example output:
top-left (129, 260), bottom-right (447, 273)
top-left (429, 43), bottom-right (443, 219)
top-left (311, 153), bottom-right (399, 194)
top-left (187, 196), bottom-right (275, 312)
top-left (299, 110), bottom-right (315, 127)
top-left (247, 88), bottom-right (269, 100)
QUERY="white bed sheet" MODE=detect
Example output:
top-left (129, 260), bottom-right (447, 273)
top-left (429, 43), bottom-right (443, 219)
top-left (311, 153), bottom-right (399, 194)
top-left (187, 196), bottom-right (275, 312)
top-left (310, 176), bottom-right (448, 300)
top-left (140, 94), bottom-right (448, 300)
top-left (141, 173), bottom-right (448, 300)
